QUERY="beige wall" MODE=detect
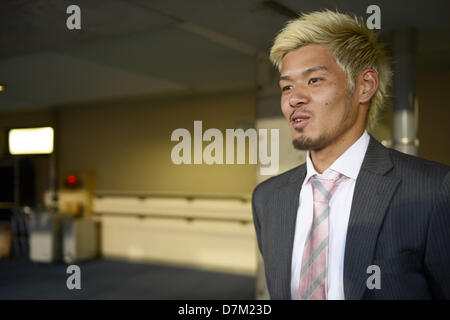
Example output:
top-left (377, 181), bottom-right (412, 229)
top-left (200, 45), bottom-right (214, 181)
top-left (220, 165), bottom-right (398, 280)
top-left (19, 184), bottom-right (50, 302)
top-left (57, 91), bottom-right (256, 198)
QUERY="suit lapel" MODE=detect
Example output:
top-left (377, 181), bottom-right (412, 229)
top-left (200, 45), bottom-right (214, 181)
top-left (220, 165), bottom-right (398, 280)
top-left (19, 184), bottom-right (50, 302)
top-left (343, 136), bottom-right (401, 300)
top-left (270, 164), bottom-right (306, 299)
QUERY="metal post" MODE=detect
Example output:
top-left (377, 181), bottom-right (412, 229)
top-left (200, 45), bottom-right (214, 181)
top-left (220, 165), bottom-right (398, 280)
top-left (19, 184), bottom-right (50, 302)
top-left (392, 29), bottom-right (418, 155)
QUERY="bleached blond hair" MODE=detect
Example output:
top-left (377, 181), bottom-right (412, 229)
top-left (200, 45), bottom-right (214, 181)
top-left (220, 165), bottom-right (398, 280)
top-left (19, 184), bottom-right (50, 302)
top-left (270, 10), bottom-right (392, 130)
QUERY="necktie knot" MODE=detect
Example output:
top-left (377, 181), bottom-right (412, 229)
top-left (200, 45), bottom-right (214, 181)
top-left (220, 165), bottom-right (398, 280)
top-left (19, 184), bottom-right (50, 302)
top-left (310, 171), bottom-right (346, 203)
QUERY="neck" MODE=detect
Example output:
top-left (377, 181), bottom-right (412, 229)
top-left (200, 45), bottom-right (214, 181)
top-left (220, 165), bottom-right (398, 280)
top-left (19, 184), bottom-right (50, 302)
top-left (310, 127), bottom-right (365, 174)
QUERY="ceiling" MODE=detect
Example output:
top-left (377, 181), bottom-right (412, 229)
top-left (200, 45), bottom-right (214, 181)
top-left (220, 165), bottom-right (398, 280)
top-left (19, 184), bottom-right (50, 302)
top-left (1, 0), bottom-right (449, 112)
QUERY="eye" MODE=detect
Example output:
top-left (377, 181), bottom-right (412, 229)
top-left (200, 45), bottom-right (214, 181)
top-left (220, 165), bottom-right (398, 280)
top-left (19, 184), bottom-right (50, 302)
top-left (308, 78), bottom-right (321, 85)
top-left (281, 85), bottom-right (292, 92)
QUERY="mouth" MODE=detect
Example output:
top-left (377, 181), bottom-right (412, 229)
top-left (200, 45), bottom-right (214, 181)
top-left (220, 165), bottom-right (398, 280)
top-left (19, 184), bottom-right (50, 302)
top-left (291, 114), bottom-right (311, 129)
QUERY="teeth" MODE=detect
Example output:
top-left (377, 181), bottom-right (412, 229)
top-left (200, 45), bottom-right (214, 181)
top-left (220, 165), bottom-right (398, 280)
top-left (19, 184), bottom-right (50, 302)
top-left (294, 118), bottom-right (302, 122)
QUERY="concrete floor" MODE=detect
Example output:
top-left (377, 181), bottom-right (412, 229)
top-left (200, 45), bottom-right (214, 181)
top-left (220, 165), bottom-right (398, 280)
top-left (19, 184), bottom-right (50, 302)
top-left (0, 258), bottom-right (256, 300)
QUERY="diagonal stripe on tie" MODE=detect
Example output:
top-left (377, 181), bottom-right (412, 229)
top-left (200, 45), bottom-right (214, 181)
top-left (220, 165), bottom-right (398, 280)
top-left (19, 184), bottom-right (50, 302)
top-left (300, 236), bottom-right (328, 278)
top-left (300, 267), bottom-right (328, 300)
top-left (303, 207), bottom-right (329, 246)
top-left (312, 179), bottom-right (332, 201)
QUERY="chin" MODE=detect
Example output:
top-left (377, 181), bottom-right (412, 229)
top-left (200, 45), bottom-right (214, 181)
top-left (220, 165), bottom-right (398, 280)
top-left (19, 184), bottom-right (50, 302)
top-left (292, 131), bottom-right (330, 151)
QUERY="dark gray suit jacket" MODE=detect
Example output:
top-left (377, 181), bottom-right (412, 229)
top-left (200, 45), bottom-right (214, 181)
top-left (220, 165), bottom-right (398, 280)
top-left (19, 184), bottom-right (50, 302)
top-left (252, 135), bottom-right (450, 299)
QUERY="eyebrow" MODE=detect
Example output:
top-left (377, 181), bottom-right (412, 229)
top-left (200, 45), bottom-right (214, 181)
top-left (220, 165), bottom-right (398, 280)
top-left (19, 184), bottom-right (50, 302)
top-left (280, 66), bottom-right (328, 81)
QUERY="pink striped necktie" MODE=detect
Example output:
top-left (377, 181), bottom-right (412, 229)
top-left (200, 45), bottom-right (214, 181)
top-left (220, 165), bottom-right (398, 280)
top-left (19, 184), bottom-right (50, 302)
top-left (298, 171), bottom-right (347, 300)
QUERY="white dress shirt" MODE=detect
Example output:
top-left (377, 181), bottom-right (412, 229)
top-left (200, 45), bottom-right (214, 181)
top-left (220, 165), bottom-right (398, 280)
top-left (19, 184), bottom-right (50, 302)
top-left (290, 131), bottom-right (370, 300)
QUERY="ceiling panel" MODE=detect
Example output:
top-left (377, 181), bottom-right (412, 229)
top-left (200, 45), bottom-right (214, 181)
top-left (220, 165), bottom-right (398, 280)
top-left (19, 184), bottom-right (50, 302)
top-left (0, 52), bottom-right (185, 110)
top-left (57, 25), bottom-right (256, 88)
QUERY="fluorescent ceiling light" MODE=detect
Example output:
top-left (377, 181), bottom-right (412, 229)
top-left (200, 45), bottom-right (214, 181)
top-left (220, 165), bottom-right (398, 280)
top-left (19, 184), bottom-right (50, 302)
top-left (9, 127), bottom-right (54, 155)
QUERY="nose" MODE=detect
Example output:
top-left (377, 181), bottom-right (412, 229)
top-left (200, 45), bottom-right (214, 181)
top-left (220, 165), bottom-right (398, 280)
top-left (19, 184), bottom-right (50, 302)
top-left (289, 85), bottom-right (309, 108)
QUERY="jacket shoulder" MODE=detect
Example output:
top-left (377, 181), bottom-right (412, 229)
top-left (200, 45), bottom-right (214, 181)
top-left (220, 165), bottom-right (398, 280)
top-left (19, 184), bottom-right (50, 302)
top-left (387, 148), bottom-right (450, 183)
top-left (252, 163), bottom-right (305, 203)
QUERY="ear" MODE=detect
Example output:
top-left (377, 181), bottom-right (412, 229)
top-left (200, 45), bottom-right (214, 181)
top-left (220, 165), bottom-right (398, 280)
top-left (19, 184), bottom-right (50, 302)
top-left (357, 69), bottom-right (379, 104)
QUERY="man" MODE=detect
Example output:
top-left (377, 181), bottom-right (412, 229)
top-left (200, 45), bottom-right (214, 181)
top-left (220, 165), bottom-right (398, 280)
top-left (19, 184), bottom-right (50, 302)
top-left (252, 10), bottom-right (450, 300)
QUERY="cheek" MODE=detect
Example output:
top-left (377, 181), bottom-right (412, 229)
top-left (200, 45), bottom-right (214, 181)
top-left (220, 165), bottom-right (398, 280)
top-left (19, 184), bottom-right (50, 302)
top-left (280, 97), bottom-right (291, 119)
top-left (319, 87), bottom-right (347, 113)
top-left (312, 89), bottom-right (334, 110)
top-left (313, 100), bottom-right (341, 127)
top-left (313, 99), bottom-right (334, 119)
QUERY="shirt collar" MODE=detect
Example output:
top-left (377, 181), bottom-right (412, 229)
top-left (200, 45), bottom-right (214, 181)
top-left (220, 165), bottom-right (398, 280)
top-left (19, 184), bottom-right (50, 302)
top-left (303, 130), bottom-right (370, 185)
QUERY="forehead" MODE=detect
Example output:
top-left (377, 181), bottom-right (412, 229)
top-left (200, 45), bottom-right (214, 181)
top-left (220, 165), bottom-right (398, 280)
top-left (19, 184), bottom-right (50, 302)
top-left (280, 44), bottom-right (340, 75)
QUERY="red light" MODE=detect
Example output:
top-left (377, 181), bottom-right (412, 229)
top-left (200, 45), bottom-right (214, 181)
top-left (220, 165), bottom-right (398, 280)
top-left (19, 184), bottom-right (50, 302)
top-left (67, 175), bottom-right (77, 184)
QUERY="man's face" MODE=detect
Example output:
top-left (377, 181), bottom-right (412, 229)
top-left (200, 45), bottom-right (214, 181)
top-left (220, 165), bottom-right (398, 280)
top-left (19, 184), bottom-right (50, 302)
top-left (279, 44), bottom-right (361, 151)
